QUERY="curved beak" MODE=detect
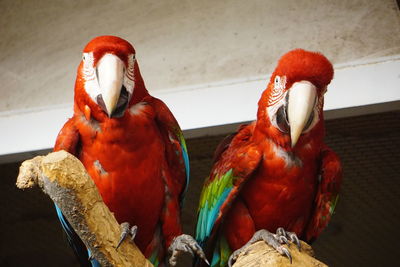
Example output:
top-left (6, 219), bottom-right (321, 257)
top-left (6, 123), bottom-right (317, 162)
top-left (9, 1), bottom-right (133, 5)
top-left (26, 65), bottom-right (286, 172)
top-left (287, 81), bottom-right (317, 147)
top-left (96, 54), bottom-right (125, 117)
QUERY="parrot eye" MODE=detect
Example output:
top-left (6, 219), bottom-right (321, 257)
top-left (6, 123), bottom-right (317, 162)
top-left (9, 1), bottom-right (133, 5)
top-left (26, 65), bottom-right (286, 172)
top-left (274, 76), bottom-right (281, 87)
top-left (82, 53), bottom-right (92, 62)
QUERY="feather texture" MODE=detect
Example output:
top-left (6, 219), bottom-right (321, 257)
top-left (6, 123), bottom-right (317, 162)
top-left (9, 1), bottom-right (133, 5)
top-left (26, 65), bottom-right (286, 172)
top-left (54, 36), bottom-right (188, 266)
top-left (195, 49), bottom-right (342, 267)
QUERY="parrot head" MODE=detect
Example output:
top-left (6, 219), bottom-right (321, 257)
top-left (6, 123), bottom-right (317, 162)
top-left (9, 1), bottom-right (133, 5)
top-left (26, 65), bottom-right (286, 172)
top-left (74, 35), bottom-right (148, 120)
top-left (257, 49), bottom-right (334, 150)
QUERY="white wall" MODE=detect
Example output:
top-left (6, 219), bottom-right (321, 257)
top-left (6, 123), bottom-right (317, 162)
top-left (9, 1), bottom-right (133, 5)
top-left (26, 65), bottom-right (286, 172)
top-left (0, 0), bottom-right (399, 162)
top-left (1, 0), bottom-right (399, 111)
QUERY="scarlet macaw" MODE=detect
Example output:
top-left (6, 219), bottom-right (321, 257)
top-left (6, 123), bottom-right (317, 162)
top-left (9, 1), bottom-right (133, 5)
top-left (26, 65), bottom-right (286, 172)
top-left (54, 35), bottom-right (206, 266)
top-left (195, 49), bottom-right (342, 266)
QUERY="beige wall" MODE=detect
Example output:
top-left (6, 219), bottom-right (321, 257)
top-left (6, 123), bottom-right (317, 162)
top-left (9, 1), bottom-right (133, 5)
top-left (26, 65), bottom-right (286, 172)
top-left (1, 0), bottom-right (399, 112)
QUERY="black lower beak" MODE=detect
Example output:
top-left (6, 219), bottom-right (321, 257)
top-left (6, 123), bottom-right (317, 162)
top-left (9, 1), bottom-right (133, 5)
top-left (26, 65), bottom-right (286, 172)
top-left (111, 86), bottom-right (130, 118)
top-left (96, 86), bottom-right (130, 118)
top-left (276, 102), bottom-right (314, 134)
top-left (276, 105), bottom-right (290, 133)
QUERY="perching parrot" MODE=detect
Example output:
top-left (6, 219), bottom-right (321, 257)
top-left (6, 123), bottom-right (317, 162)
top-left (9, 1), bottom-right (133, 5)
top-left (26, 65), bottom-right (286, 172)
top-left (195, 49), bottom-right (342, 266)
top-left (53, 35), bottom-right (206, 267)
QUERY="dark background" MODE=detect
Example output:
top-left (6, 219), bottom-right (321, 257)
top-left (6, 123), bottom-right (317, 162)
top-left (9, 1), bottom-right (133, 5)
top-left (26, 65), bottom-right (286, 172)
top-left (1, 111), bottom-right (399, 266)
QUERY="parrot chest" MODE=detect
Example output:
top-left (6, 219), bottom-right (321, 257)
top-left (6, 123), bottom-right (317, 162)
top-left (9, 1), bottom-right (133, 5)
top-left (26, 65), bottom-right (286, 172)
top-left (76, 112), bottom-right (167, 248)
top-left (241, 144), bottom-right (319, 234)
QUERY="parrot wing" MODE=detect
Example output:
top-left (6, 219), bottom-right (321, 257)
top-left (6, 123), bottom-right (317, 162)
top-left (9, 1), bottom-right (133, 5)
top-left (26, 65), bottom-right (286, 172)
top-left (305, 144), bottom-right (343, 242)
top-left (147, 97), bottom-right (190, 204)
top-left (195, 123), bottom-right (262, 247)
top-left (54, 117), bottom-right (80, 155)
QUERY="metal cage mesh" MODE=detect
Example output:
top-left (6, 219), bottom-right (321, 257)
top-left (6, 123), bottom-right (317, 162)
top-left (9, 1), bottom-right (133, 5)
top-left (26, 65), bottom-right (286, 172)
top-left (0, 111), bottom-right (399, 266)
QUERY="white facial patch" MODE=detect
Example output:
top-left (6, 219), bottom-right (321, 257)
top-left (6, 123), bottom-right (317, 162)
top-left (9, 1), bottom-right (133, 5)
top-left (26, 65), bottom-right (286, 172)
top-left (268, 75), bottom-right (287, 106)
top-left (266, 76), bottom-right (322, 135)
top-left (81, 52), bottom-right (136, 104)
top-left (267, 75), bottom-right (288, 130)
top-left (124, 54), bottom-right (135, 95)
top-left (82, 52), bottom-right (99, 101)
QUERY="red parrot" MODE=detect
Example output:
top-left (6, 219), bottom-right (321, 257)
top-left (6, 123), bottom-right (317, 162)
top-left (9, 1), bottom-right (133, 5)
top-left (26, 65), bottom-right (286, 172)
top-left (195, 49), bottom-right (342, 266)
top-left (53, 35), bottom-right (206, 267)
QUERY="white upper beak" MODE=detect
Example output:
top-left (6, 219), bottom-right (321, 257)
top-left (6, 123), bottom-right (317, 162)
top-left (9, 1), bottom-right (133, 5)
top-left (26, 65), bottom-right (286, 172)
top-left (287, 81), bottom-right (317, 147)
top-left (96, 54), bottom-right (125, 117)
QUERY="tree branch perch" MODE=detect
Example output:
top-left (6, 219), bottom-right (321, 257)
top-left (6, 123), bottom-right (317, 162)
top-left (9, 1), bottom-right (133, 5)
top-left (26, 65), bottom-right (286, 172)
top-left (232, 240), bottom-right (327, 267)
top-left (16, 150), bottom-right (328, 267)
top-left (16, 150), bottom-right (153, 267)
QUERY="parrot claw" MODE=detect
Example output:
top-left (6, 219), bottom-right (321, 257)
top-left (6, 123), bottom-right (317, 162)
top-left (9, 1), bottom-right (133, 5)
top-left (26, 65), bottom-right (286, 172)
top-left (168, 234), bottom-right (209, 266)
top-left (279, 246), bottom-right (292, 264)
top-left (228, 248), bottom-right (246, 267)
top-left (276, 227), bottom-right (301, 251)
top-left (228, 229), bottom-right (297, 266)
top-left (116, 222), bottom-right (138, 250)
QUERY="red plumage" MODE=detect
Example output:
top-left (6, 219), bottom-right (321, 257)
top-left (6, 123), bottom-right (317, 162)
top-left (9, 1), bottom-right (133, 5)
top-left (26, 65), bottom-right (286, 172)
top-left (196, 49), bottom-right (342, 266)
top-left (54, 36), bottom-right (187, 264)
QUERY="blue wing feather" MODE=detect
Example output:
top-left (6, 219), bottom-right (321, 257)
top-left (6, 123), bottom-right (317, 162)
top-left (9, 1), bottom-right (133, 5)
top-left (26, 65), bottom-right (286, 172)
top-left (179, 134), bottom-right (190, 204)
top-left (55, 204), bottom-right (100, 267)
top-left (194, 124), bottom-right (261, 266)
top-left (196, 170), bottom-right (235, 244)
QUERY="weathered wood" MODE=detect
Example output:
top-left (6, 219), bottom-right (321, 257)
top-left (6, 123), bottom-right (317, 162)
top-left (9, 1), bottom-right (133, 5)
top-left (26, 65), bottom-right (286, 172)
top-left (16, 150), bottom-right (329, 267)
top-left (232, 240), bottom-right (327, 267)
top-left (16, 150), bottom-right (153, 267)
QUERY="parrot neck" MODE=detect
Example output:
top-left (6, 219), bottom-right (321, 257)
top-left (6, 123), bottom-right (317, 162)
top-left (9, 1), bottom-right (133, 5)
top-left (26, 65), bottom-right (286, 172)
top-left (129, 65), bottom-right (150, 106)
top-left (129, 83), bottom-right (149, 106)
top-left (253, 122), bottom-right (291, 151)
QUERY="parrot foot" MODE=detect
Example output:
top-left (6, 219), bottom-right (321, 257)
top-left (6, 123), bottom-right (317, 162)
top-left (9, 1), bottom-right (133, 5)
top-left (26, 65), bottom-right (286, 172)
top-left (116, 222), bottom-right (137, 250)
top-left (228, 228), bottom-right (298, 267)
top-left (168, 234), bottom-right (209, 266)
top-left (276, 227), bottom-right (301, 251)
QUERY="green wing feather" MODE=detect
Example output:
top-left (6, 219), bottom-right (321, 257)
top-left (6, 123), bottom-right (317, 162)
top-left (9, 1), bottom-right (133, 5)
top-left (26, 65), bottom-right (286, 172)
top-left (196, 169), bottom-right (236, 243)
top-left (195, 123), bottom-right (262, 266)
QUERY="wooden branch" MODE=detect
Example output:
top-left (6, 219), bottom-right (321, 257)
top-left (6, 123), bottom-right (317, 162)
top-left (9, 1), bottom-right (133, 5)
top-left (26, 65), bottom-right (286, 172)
top-left (16, 150), bottom-right (153, 267)
top-left (232, 240), bottom-right (327, 267)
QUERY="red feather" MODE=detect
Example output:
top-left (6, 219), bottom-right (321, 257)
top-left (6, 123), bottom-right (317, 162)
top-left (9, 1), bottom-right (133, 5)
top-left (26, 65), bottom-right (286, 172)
top-left (54, 36), bottom-right (187, 263)
top-left (196, 49), bottom-right (342, 265)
